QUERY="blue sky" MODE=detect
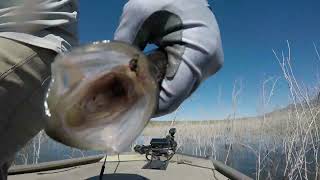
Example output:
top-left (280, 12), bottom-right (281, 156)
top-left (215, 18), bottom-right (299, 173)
top-left (78, 0), bottom-right (320, 120)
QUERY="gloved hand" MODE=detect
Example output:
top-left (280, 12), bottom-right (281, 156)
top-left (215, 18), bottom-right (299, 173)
top-left (114, 0), bottom-right (224, 117)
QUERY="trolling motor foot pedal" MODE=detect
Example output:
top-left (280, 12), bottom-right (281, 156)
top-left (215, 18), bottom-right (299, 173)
top-left (134, 128), bottom-right (177, 170)
top-left (142, 160), bottom-right (169, 170)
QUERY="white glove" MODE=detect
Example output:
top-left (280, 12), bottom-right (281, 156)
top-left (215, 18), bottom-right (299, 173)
top-left (114, 0), bottom-right (224, 117)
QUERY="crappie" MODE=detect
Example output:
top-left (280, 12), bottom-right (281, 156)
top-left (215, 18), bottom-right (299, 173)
top-left (44, 41), bottom-right (167, 153)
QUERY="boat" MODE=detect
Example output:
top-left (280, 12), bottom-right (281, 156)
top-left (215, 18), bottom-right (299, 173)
top-left (8, 153), bottom-right (252, 180)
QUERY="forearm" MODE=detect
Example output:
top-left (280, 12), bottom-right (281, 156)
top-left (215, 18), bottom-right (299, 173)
top-left (0, 38), bottom-right (56, 167)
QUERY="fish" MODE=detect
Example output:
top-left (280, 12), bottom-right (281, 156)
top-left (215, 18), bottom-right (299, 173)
top-left (44, 41), bottom-right (167, 153)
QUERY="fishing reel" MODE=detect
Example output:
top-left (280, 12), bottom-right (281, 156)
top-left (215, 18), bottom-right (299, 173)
top-left (134, 128), bottom-right (177, 162)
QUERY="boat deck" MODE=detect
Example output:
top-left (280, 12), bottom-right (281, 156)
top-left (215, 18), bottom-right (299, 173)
top-left (8, 153), bottom-right (228, 180)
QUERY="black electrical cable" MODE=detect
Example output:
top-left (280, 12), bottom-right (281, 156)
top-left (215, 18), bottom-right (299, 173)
top-left (99, 154), bottom-right (107, 180)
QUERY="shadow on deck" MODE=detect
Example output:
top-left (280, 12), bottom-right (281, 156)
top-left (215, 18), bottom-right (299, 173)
top-left (87, 173), bottom-right (149, 180)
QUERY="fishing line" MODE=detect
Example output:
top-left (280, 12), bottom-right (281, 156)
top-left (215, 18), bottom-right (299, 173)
top-left (166, 94), bottom-right (195, 134)
top-left (165, 104), bottom-right (181, 136)
top-left (113, 154), bottom-right (120, 173)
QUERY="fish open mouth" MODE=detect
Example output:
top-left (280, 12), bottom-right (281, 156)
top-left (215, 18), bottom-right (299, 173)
top-left (65, 67), bottom-right (141, 128)
top-left (84, 73), bottom-right (132, 113)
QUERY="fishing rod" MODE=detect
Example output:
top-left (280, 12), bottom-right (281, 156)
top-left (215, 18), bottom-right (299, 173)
top-left (99, 154), bottom-right (107, 180)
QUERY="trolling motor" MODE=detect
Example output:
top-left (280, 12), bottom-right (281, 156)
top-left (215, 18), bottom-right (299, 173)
top-left (134, 128), bottom-right (177, 163)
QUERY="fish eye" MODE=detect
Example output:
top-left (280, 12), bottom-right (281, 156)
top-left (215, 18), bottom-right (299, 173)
top-left (129, 56), bottom-right (139, 72)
